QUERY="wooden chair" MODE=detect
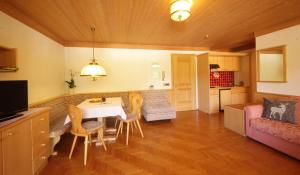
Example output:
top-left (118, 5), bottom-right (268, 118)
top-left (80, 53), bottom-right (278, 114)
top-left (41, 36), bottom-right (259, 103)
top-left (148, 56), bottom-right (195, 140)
top-left (68, 105), bottom-right (107, 165)
top-left (114, 92), bottom-right (137, 129)
top-left (116, 93), bottom-right (144, 145)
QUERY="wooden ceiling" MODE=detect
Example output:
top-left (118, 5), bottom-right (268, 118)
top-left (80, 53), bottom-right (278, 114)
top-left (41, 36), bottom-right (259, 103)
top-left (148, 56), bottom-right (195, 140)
top-left (1, 0), bottom-right (300, 51)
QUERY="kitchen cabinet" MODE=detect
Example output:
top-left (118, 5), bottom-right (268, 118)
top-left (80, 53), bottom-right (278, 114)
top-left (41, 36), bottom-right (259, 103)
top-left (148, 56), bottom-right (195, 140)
top-left (209, 56), bottom-right (240, 71)
top-left (231, 87), bottom-right (248, 105)
top-left (219, 89), bottom-right (232, 110)
top-left (209, 89), bottom-right (219, 113)
top-left (208, 87), bottom-right (248, 113)
top-left (231, 93), bottom-right (248, 104)
top-left (197, 52), bottom-right (248, 114)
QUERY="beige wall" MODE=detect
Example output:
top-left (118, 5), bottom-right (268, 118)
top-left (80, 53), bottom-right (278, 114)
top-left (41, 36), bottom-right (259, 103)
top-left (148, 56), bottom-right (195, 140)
top-left (65, 47), bottom-right (205, 93)
top-left (0, 12), bottom-right (65, 104)
top-left (256, 24), bottom-right (300, 96)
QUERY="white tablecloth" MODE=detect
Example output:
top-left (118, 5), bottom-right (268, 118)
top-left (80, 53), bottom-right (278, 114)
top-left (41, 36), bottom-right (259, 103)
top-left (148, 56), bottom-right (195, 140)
top-left (64, 97), bottom-right (127, 124)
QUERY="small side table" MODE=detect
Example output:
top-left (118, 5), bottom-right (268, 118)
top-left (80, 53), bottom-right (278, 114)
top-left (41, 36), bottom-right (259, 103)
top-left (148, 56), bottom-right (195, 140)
top-left (224, 104), bottom-right (246, 136)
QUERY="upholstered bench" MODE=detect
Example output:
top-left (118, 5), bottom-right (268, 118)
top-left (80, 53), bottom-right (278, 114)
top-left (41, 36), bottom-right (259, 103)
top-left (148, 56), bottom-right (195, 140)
top-left (49, 117), bottom-right (71, 155)
top-left (141, 90), bottom-right (176, 121)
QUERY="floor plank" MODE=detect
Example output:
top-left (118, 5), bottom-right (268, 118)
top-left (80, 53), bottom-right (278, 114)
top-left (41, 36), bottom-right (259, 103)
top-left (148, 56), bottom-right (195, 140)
top-left (41, 111), bottom-right (300, 175)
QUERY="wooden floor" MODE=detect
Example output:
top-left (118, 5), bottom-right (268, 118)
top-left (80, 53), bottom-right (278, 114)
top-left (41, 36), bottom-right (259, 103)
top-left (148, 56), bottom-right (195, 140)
top-left (41, 111), bottom-right (300, 175)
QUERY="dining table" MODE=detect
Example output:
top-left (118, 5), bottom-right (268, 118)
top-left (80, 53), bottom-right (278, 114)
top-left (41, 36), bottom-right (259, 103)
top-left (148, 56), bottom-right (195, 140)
top-left (64, 97), bottom-right (127, 145)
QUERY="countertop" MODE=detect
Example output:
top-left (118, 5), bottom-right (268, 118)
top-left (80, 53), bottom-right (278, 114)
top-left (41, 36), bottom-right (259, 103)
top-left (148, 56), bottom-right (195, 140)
top-left (210, 86), bottom-right (249, 89)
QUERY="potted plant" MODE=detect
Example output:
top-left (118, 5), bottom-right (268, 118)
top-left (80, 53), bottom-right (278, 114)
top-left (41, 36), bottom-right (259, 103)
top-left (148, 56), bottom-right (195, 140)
top-left (65, 70), bottom-right (76, 94)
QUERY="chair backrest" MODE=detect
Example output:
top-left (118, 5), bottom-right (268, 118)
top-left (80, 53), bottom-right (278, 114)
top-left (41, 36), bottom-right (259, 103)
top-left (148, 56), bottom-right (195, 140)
top-left (130, 93), bottom-right (143, 119)
top-left (68, 105), bottom-right (87, 134)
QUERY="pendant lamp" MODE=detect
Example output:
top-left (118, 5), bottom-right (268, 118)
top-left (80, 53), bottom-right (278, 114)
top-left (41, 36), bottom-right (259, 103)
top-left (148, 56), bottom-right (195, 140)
top-left (80, 27), bottom-right (107, 81)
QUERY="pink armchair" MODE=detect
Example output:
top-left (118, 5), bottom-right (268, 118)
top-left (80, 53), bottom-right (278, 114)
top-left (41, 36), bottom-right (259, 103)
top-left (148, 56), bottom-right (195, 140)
top-left (245, 105), bottom-right (300, 160)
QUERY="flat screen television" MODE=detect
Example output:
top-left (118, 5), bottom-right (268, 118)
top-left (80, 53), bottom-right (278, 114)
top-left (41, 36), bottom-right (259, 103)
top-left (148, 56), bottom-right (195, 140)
top-left (0, 80), bottom-right (28, 122)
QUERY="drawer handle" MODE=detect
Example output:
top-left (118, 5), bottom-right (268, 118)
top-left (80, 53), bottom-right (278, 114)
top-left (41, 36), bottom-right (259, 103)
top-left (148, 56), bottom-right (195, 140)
top-left (41, 156), bottom-right (47, 160)
top-left (40, 118), bottom-right (45, 121)
top-left (41, 143), bottom-right (46, 147)
top-left (40, 131), bottom-right (45, 134)
top-left (7, 132), bottom-right (14, 136)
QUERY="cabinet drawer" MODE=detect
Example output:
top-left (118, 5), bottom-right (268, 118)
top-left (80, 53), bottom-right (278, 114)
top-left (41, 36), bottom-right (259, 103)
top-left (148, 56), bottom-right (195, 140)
top-left (210, 89), bottom-right (219, 95)
top-left (231, 87), bottom-right (248, 94)
top-left (33, 150), bottom-right (48, 175)
top-left (32, 112), bottom-right (49, 129)
top-left (33, 136), bottom-right (50, 158)
top-left (32, 113), bottom-right (49, 142)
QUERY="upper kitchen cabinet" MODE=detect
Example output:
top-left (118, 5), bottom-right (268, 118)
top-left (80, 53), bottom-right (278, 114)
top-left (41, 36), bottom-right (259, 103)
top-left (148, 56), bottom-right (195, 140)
top-left (209, 56), bottom-right (240, 71)
top-left (0, 46), bottom-right (18, 72)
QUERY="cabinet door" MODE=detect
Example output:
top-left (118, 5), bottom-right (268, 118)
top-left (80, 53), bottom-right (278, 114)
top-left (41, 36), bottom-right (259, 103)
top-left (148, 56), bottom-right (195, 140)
top-left (209, 56), bottom-right (218, 64)
top-left (224, 57), bottom-right (233, 71)
top-left (232, 57), bottom-right (240, 71)
top-left (210, 95), bottom-right (220, 113)
top-left (2, 121), bottom-right (32, 175)
top-left (231, 93), bottom-right (248, 104)
top-left (217, 57), bottom-right (225, 71)
top-left (231, 93), bottom-right (240, 105)
top-left (220, 90), bottom-right (232, 110)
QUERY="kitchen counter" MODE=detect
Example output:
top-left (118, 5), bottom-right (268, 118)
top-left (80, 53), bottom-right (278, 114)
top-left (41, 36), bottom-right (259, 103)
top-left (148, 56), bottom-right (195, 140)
top-left (209, 86), bottom-right (249, 89)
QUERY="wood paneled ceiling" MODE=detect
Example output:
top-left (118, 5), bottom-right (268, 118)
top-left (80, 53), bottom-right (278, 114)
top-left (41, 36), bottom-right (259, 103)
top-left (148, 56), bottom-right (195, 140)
top-left (1, 0), bottom-right (300, 51)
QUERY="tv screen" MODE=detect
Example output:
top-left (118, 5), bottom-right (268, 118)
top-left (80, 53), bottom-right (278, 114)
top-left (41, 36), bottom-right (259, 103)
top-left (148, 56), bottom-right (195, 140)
top-left (0, 80), bottom-right (28, 122)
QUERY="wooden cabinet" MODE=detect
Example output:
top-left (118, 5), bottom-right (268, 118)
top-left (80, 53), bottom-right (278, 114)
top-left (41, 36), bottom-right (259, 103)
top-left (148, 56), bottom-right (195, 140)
top-left (32, 112), bottom-right (50, 174)
top-left (231, 87), bottom-right (248, 105)
top-left (231, 57), bottom-right (240, 71)
top-left (224, 105), bottom-right (246, 136)
top-left (2, 120), bottom-right (32, 175)
top-left (231, 93), bottom-right (248, 104)
top-left (208, 87), bottom-right (248, 113)
top-left (209, 56), bottom-right (240, 71)
top-left (0, 108), bottom-right (50, 175)
top-left (220, 89), bottom-right (232, 110)
top-left (209, 89), bottom-right (219, 113)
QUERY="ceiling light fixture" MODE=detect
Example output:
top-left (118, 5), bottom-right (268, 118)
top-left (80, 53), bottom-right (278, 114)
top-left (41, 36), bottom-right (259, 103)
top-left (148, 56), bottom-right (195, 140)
top-left (170, 0), bottom-right (192, 22)
top-left (80, 27), bottom-right (107, 81)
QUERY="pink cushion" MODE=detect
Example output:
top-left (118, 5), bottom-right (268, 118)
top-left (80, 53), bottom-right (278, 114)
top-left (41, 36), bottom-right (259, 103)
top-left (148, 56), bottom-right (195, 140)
top-left (250, 118), bottom-right (300, 145)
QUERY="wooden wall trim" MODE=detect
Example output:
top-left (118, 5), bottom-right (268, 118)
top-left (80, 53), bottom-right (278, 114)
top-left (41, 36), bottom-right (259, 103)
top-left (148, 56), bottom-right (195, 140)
top-left (64, 41), bottom-right (209, 51)
top-left (29, 89), bottom-right (174, 107)
top-left (29, 95), bottom-right (65, 107)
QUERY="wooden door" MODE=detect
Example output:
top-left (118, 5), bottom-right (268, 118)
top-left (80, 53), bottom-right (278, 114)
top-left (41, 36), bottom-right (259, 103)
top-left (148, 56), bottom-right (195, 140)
top-left (2, 121), bottom-right (32, 175)
top-left (172, 54), bottom-right (196, 111)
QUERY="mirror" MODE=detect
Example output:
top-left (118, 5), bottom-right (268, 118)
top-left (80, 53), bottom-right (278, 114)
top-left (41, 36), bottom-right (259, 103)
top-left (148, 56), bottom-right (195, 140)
top-left (257, 45), bottom-right (286, 82)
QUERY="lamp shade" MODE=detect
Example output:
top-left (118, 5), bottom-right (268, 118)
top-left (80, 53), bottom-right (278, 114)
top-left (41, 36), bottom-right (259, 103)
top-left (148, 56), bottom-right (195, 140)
top-left (170, 0), bottom-right (192, 22)
top-left (80, 61), bottom-right (107, 77)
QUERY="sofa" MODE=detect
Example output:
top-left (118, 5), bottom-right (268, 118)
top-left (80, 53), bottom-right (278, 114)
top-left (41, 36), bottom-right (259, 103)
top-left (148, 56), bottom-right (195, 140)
top-left (141, 90), bottom-right (176, 121)
top-left (245, 104), bottom-right (300, 160)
